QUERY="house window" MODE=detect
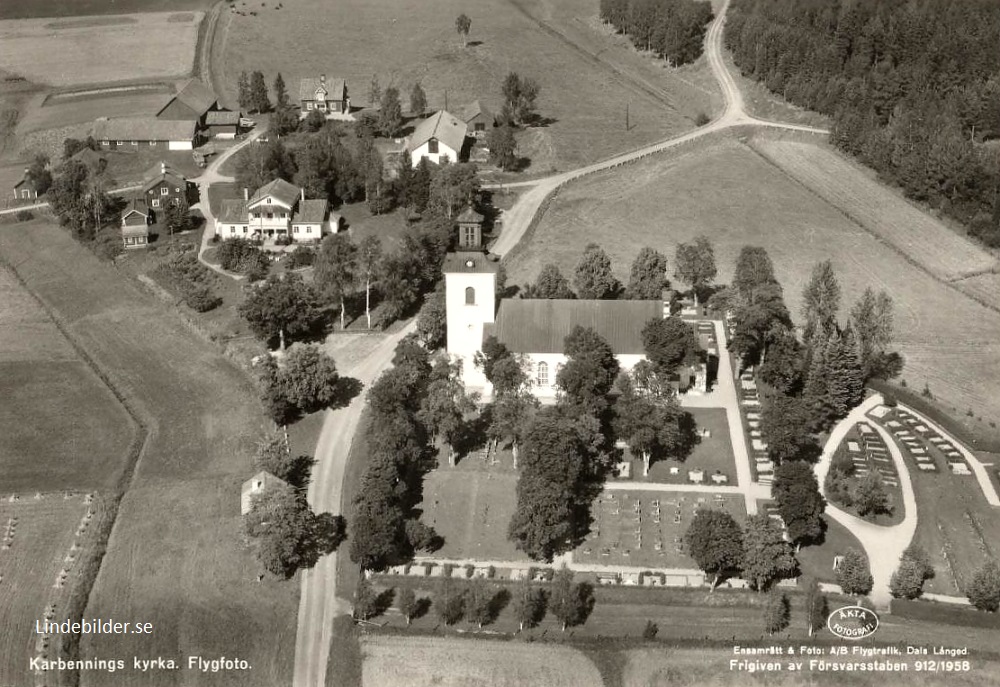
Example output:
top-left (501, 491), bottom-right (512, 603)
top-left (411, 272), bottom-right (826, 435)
top-left (151, 199), bottom-right (160, 208)
top-left (161, 188), bottom-right (169, 195)
top-left (293, 226), bottom-right (299, 234)
top-left (305, 227), bottom-right (311, 233)
top-left (267, 213), bottom-right (273, 220)
top-left (102, 140), bottom-right (109, 146)
top-left (131, 140), bottom-right (138, 146)
top-left (151, 141), bottom-right (156, 146)
top-left (465, 286), bottom-right (475, 305)
top-left (428, 139), bottom-right (439, 154)
top-left (242, 226), bottom-right (248, 233)
top-left (266, 198), bottom-right (271, 204)
top-left (230, 227), bottom-right (236, 234)
top-left (536, 362), bottom-right (549, 387)
top-left (116, 141), bottom-right (123, 146)
top-left (463, 227), bottom-right (477, 245)
top-left (475, 123), bottom-right (485, 131)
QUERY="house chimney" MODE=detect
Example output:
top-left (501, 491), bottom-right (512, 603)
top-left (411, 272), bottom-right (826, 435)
top-left (320, 74), bottom-right (325, 85)
top-left (243, 187), bottom-right (249, 201)
top-left (161, 161), bottom-right (166, 174)
top-left (301, 187), bottom-right (305, 202)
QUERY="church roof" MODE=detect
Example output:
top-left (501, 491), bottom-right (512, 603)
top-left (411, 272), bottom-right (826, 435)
top-left (490, 298), bottom-right (663, 355)
top-left (442, 251), bottom-right (500, 274)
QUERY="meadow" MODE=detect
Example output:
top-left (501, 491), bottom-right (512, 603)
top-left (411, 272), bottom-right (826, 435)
top-left (0, 266), bottom-right (133, 493)
top-left (0, 0), bottom-right (214, 20)
top-left (0, 13), bottom-right (201, 87)
top-left (220, 0), bottom-right (716, 172)
top-left (504, 133), bottom-right (1000, 426)
top-left (0, 220), bottom-right (297, 687)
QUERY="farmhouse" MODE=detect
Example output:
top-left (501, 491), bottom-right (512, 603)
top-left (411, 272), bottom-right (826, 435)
top-left (408, 110), bottom-right (468, 167)
top-left (299, 74), bottom-right (349, 114)
top-left (445, 245), bottom-right (706, 401)
top-left (215, 178), bottom-right (341, 244)
top-left (241, 471), bottom-right (289, 515)
top-left (12, 171), bottom-right (39, 200)
top-left (156, 78), bottom-right (219, 127)
top-left (93, 117), bottom-right (199, 151)
top-left (205, 110), bottom-right (245, 139)
top-left (457, 100), bottom-right (496, 136)
top-left (142, 162), bottom-right (189, 210)
top-left (120, 199), bottom-right (151, 249)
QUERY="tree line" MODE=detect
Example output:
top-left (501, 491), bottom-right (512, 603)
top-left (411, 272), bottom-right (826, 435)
top-left (600, 0), bottom-right (714, 67)
top-left (724, 0), bottom-right (1000, 247)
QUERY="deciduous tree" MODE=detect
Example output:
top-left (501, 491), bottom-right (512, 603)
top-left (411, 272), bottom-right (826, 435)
top-left (273, 72), bottom-right (289, 108)
top-left (854, 471), bottom-right (890, 517)
top-left (556, 326), bottom-right (620, 415)
top-left (416, 288), bottom-right (447, 349)
top-left (500, 72), bottom-right (541, 127)
top-left (249, 70), bottom-right (271, 113)
top-left (625, 247), bottom-right (669, 299)
top-left (455, 13), bottom-right (472, 46)
top-left (428, 163), bottom-right (480, 219)
top-left (684, 509), bottom-right (744, 589)
top-left (641, 316), bottom-right (700, 376)
top-left (523, 263), bottom-right (575, 299)
top-left (574, 243), bottom-right (621, 299)
top-left (742, 514), bottom-right (798, 592)
top-left (314, 233), bottom-right (358, 330)
top-left (803, 576), bottom-right (827, 636)
top-left (238, 273), bottom-right (322, 349)
top-left (772, 460), bottom-right (825, 547)
top-left (435, 578), bottom-right (465, 624)
top-left (763, 591), bottom-right (791, 635)
top-left (358, 235), bottom-right (382, 329)
top-left (548, 565), bottom-right (595, 630)
top-left (837, 548), bottom-right (874, 597)
top-left (397, 587), bottom-right (418, 625)
top-left (418, 355), bottom-right (478, 465)
top-left (378, 87), bottom-right (403, 138)
top-left (487, 125), bottom-right (518, 171)
top-left (673, 236), bottom-right (717, 304)
top-left (511, 578), bottom-right (547, 630)
top-left (967, 559), bottom-right (1000, 612)
top-left (409, 82), bottom-right (427, 116)
top-left (761, 394), bottom-right (822, 463)
top-left (280, 344), bottom-right (344, 414)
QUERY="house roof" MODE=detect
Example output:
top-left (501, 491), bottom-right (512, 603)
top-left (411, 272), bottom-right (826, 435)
top-left (457, 100), bottom-right (493, 124)
top-left (13, 175), bottom-right (34, 190)
top-left (409, 110), bottom-right (468, 155)
top-left (70, 147), bottom-right (106, 169)
top-left (218, 199), bottom-right (249, 224)
top-left (142, 161), bottom-right (186, 192)
top-left (490, 299), bottom-right (664, 355)
top-left (158, 78), bottom-right (217, 117)
top-left (442, 251), bottom-right (500, 274)
top-left (122, 223), bottom-right (149, 236)
top-left (93, 117), bottom-right (197, 142)
top-left (300, 76), bottom-right (346, 102)
top-left (206, 109), bottom-right (241, 126)
top-left (291, 198), bottom-right (328, 224)
top-left (456, 205), bottom-right (484, 224)
top-left (248, 178), bottom-right (302, 207)
top-left (241, 470), bottom-right (288, 494)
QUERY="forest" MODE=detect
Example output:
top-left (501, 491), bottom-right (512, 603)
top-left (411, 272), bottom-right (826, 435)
top-left (725, 0), bottom-right (1000, 246)
top-left (600, 0), bottom-right (714, 67)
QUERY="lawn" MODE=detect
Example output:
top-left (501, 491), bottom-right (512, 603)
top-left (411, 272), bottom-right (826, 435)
top-left (824, 425), bottom-right (905, 527)
top-left (795, 515), bottom-right (865, 585)
top-left (0, 220), bottom-right (297, 687)
top-left (220, 0), bottom-right (715, 172)
top-left (631, 407), bottom-right (736, 485)
top-left (361, 635), bottom-right (603, 687)
top-left (0, 495), bottom-right (101, 687)
top-left (0, 13), bottom-right (201, 87)
top-left (505, 132), bottom-right (1000, 428)
top-left (0, 266), bottom-right (133, 493)
top-left (0, 0), bottom-right (214, 20)
top-left (574, 490), bottom-right (746, 571)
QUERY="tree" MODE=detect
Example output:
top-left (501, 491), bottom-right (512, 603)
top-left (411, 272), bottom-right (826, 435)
top-left (271, 105), bottom-right (300, 137)
top-left (409, 82), bottom-right (427, 116)
top-left (573, 243), bottom-right (621, 299)
top-left (761, 394), bottom-right (822, 464)
top-left (464, 579), bottom-right (499, 628)
top-left (772, 461), bottom-right (825, 547)
top-left (850, 288), bottom-right (900, 380)
top-left (966, 560), bottom-right (1000, 612)
top-left (673, 236), bottom-right (717, 304)
top-left (428, 162), bottom-right (480, 219)
top-left (356, 235), bottom-right (382, 329)
top-left (684, 509), bottom-right (744, 589)
top-left (614, 375), bottom-right (697, 476)
top-left (511, 578), bottom-right (546, 630)
top-left (353, 577), bottom-right (379, 620)
top-left (625, 247), bottom-right (668, 300)
top-left (249, 70), bottom-right (271, 113)
top-left (238, 273), bottom-right (322, 349)
top-left (25, 153), bottom-right (52, 196)
top-left (641, 316), bottom-right (700, 376)
top-left (418, 355), bottom-right (478, 465)
top-left (314, 233), bottom-right (358, 330)
top-left (548, 565), bottom-right (594, 630)
top-left (244, 482), bottom-right (338, 577)
top-left (62, 136), bottom-right (98, 161)
top-left (163, 197), bottom-right (192, 236)
top-left (280, 344), bottom-right (344, 414)
top-left (368, 75), bottom-right (381, 109)
top-left (487, 125), bottom-right (518, 171)
top-left (402, 157), bottom-right (432, 212)
top-left (237, 71), bottom-right (252, 112)
top-left (742, 514), bottom-right (798, 592)
top-left (732, 246), bottom-right (778, 303)
top-left (234, 139), bottom-right (296, 192)
top-left (763, 591), bottom-right (790, 635)
top-left (303, 108), bottom-right (327, 132)
top-left (435, 578), bottom-right (465, 624)
top-left (487, 354), bottom-right (537, 468)
top-left (556, 326), bottom-right (620, 415)
top-left (455, 13), bottom-right (472, 46)
top-left (417, 289), bottom-right (447, 349)
top-left (837, 548), bottom-right (873, 597)
top-left (253, 430), bottom-right (295, 481)
top-left (890, 558), bottom-right (928, 600)
top-left (378, 87), bottom-right (403, 138)
top-left (500, 72), bottom-right (541, 127)
top-left (801, 260), bottom-right (841, 342)
top-left (824, 331), bottom-right (865, 420)
top-left (854, 470), bottom-right (890, 517)
top-left (803, 576), bottom-right (827, 636)
top-left (273, 72), bottom-right (289, 108)
top-left (729, 283), bottom-right (791, 366)
top-left (758, 329), bottom-right (805, 395)
top-left (397, 587), bottom-right (418, 625)
top-left (523, 263), bottom-right (575, 299)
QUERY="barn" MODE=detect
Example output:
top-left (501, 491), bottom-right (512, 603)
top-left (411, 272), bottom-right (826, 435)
top-left (93, 117), bottom-right (199, 151)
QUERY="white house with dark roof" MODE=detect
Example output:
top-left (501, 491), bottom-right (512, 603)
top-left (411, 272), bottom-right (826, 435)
top-left (408, 110), bottom-right (468, 167)
top-left (121, 199), bottom-right (151, 249)
top-left (299, 74), bottom-right (349, 114)
top-left (215, 178), bottom-right (340, 244)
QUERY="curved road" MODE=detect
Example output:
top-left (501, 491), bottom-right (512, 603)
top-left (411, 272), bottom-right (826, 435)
top-left (814, 395), bottom-right (917, 609)
top-left (293, 1), bottom-right (830, 685)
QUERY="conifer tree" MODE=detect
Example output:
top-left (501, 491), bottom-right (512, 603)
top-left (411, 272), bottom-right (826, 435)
top-left (801, 260), bottom-right (841, 342)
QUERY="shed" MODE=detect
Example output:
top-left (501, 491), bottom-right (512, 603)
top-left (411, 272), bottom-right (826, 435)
top-left (240, 470), bottom-right (289, 515)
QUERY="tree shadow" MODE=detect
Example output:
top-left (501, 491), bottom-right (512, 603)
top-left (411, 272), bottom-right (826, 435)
top-left (374, 587), bottom-right (396, 617)
top-left (411, 596), bottom-right (432, 622)
top-left (333, 376), bottom-right (364, 409)
top-left (528, 116), bottom-right (558, 128)
top-left (452, 412), bottom-right (491, 463)
top-left (285, 454), bottom-right (317, 489)
top-left (466, 40), bottom-right (484, 47)
top-left (487, 587), bottom-right (511, 623)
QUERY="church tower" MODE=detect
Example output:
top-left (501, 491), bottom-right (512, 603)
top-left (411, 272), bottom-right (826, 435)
top-left (443, 250), bottom-right (498, 392)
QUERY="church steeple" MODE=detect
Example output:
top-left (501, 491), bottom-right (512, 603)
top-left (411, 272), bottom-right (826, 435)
top-left (455, 205), bottom-right (485, 250)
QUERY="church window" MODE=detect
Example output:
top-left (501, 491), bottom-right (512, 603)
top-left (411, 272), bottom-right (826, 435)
top-left (465, 286), bottom-right (475, 305)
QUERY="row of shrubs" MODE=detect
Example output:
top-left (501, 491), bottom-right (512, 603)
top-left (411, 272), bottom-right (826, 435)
top-left (151, 252), bottom-right (222, 313)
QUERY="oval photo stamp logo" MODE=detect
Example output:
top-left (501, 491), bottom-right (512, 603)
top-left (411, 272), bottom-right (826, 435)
top-left (827, 605), bottom-right (879, 640)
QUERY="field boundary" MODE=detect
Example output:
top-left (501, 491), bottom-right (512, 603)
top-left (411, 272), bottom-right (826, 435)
top-left (745, 138), bottom-right (1000, 320)
top-left (0, 255), bottom-right (151, 687)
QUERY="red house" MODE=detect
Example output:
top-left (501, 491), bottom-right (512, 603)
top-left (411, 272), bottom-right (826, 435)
top-left (142, 162), bottom-right (188, 211)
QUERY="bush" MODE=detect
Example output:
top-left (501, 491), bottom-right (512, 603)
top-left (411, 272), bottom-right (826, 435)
top-left (694, 111), bottom-right (711, 126)
top-left (882, 392), bottom-right (897, 407)
top-left (285, 246), bottom-right (316, 269)
top-left (642, 619), bottom-right (659, 639)
top-left (153, 253), bottom-right (222, 313)
top-left (218, 237), bottom-right (269, 277)
top-left (464, 564), bottom-right (475, 579)
top-left (14, 209), bottom-right (34, 222)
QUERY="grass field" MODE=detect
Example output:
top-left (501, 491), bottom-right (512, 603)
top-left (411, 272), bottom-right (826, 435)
top-left (361, 634), bottom-right (604, 687)
top-left (0, 13), bottom-right (201, 87)
top-left (0, 495), bottom-right (101, 687)
top-left (795, 515), bottom-right (865, 585)
top-left (220, 0), bottom-right (715, 172)
top-left (0, 266), bottom-right (133, 493)
top-left (505, 133), bottom-right (1000, 426)
top-left (0, 0), bottom-right (214, 20)
top-left (638, 407), bottom-right (736, 485)
top-left (0, 220), bottom-right (297, 687)
top-left (17, 91), bottom-right (170, 134)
